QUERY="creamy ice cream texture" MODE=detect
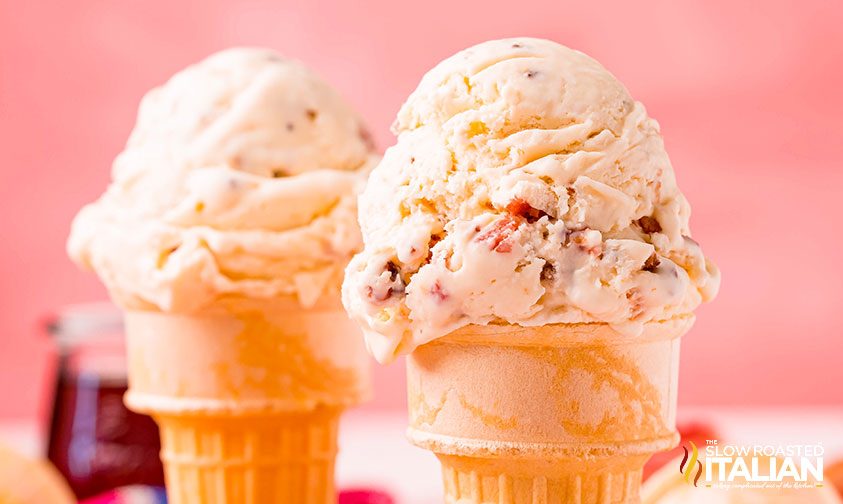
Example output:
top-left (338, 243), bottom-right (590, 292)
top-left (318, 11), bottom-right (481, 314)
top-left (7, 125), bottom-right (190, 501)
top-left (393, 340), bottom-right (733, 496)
top-left (69, 48), bottom-right (378, 312)
top-left (343, 38), bottom-right (720, 363)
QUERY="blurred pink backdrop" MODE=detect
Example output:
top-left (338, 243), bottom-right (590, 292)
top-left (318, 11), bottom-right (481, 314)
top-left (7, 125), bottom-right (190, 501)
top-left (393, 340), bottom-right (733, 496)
top-left (1, 0), bottom-right (842, 420)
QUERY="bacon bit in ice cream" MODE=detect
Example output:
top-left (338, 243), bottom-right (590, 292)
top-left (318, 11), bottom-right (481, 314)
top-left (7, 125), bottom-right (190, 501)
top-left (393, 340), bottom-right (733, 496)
top-left (505, 198), bottom-right (547, 223)
top-left (430, 281), bottom-right (449, 302)
top-left (306, 109), bottom-right (318, 121)
top-left (540, 262), bottom-right (556, 282)
top-left (637, 216), bottom-right (662, 234)
top-left (363, 261), bottom-right (406, 303)
top-left (425, 234), bottom-right (443, 262)
top-left (363, 285), bottom-right (383, 302)
top-left (567, 230), bottom-right (602, 258)
top-left (626, 288), bottom-right (645, 318)
top-left (643, 253), bottom-right (661, 272)
top-left (525, 70), bottom-right (538, 78)
top-left (476, 215), bottom-right (520, 253)
top-left (271, 169), bottom-right (288, 178)
top-left (385, 260), bottom-right (401, 282)
top-left (365, 285), bottom-right (393, 303)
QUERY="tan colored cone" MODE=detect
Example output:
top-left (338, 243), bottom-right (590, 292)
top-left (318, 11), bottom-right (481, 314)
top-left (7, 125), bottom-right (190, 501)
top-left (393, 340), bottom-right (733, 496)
top-left (124, 296), bottom-right (371, 504)
top-left (406, 316), bottom-right (694, 504)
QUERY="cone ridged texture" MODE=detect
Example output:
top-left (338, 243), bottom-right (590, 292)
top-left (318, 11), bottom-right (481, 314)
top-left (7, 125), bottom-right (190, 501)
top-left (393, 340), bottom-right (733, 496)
top-left (438, 454), bottom-right (649, 504)
top-left (156, 409), bottom-right (339, 504)
top-left (123, 303), bottom-right (371, 504)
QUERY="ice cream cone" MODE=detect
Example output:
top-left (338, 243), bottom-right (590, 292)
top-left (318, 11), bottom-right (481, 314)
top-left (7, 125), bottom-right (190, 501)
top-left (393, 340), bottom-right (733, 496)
top-left (406, 316), bottom-right (693, 504)
top-left (123, 296), bottom-right (371, 504)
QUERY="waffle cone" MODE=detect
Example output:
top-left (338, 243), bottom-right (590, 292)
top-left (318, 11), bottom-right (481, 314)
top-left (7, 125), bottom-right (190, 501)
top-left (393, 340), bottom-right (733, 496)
top-left (123, 296), bottom-right (371, 504)
top-left (406, 316), bottom-right (693, 504)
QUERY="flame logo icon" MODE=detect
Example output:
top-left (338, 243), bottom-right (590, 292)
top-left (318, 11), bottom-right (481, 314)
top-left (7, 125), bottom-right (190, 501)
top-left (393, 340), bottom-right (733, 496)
top-left (679, 441), bottom-right (703, 487)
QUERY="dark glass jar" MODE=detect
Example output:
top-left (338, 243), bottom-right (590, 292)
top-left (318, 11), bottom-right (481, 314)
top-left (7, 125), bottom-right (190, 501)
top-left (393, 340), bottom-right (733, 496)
top-left (46, 303), bottom-right (165, 499)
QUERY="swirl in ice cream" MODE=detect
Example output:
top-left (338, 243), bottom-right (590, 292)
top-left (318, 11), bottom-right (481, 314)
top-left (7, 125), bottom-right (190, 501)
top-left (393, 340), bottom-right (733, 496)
top-left (69, 48), bottom-right (378, 312)
top-left (343, 38), bottom-right (719, 363)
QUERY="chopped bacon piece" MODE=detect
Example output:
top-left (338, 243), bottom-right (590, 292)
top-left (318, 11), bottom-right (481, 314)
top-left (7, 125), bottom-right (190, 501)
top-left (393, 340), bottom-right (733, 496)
top-left (637, 216), bottom-right (662, 234)
top-left (505, 198), bottom-right (547, 223)
top-left (430, 281), bottom-right (449, 302)
top-left (643, 253), bottom-right (661, 272)
top-left (626, 288), bottom-right (645, 318)
top-left (475, 215), bottom-right (520, 253)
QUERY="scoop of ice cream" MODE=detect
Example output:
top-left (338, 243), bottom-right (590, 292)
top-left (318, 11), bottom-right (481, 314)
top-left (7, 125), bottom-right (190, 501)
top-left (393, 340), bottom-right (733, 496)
top-left (342, 38), bottom-right (719, 363)
top-left (69, 48), bottom-right (378, 312)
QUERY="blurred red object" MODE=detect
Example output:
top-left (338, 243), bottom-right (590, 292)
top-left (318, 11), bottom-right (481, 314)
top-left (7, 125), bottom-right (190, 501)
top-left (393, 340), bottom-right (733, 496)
top-left (79, 486), bottom-right (166, 503)
top-left (339, 488), bottom-right (395, 504)
top-left (643, 421), bottom-right (718, 480)
top-left (45, 305), bottom-right (165, 499)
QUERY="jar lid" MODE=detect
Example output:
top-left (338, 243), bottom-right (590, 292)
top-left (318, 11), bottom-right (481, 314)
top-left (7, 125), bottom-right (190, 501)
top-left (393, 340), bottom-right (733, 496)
top-left (46, 302), bottom-right (123, 351)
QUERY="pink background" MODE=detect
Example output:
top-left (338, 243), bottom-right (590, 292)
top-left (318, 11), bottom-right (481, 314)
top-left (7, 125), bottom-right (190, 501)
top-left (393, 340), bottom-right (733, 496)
top-left (1, 0), bottom-right (842, 420)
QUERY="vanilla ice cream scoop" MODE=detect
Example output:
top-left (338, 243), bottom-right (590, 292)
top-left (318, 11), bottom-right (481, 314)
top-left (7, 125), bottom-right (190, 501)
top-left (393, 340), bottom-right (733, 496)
top-left (69, 48), bottom-right (378, 312)
top-left (343, 38), bottom-right (719, 363)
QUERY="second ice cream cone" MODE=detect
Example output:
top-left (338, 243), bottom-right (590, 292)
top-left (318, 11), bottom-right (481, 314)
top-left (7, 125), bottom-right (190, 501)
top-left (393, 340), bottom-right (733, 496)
top-left (406, 316), bottom-right (693, 504)
top-left (65, 47), bottom-right (380, 504)
top-left (124, 297), bottom-right (371, 504)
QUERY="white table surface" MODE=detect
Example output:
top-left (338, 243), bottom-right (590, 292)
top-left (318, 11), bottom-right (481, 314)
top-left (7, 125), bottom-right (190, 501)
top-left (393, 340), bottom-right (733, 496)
top-left (336, 407), bottom-right (843, 504)
top-left (2, 407), bottom-right (842, 504)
